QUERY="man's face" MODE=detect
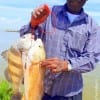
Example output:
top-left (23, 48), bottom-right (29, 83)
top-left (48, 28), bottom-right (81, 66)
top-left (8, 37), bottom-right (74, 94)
top-left (67, 0), bottom-right (87, 14)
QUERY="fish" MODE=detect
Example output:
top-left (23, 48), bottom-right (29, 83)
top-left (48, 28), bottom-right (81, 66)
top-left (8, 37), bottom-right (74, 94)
top-left (22, 37), bottom-right (46, 100)
top-left (1, 34), bottom-right (46, 100)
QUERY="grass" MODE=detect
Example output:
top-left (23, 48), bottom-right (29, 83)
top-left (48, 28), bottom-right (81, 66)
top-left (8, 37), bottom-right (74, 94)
top-left (0, 78), bottom-right (13, 100)
top-left (83, 65), bottom-right (100, 100)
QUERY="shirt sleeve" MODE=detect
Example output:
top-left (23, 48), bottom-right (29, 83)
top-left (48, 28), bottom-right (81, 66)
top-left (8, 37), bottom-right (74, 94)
top-left (68, 22), bottom-right (100, 73)
top-left (19, 23), bottom-right (46, 39)
top-left (19, 24), bottom-right (32, 37)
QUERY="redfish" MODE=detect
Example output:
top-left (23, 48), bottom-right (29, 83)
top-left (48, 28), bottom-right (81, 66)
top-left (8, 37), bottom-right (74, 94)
top-left (1, 34), bottom-right (46, 100)
top-left (21, 34), bottom-right (46, 100)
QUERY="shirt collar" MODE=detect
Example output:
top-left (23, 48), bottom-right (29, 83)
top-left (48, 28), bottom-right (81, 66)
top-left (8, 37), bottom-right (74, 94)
top-left (51, 4), bottom-right (88, 30)
top-left (61, 3), bottom-right (88, 23)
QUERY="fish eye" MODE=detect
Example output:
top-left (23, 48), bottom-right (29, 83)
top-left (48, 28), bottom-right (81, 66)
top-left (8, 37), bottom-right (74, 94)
top-left (39, 45), bottom-right (41, 48)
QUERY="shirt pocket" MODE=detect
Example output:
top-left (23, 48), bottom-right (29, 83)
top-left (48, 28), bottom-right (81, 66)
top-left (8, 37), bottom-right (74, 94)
top-left (65, 30), bottom-right (88, 53)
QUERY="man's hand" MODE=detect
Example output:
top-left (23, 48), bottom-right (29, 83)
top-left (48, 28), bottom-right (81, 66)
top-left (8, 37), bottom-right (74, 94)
top-left (30, 4), bottom-right (50, 27)
top-left (32, 5), bottom-right (44, 19)
top-left (41, 57), bottom-right (68, 73)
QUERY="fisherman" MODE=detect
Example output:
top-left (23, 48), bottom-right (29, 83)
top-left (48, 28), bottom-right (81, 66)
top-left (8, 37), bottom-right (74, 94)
top-left (20, 0), bottom-right (100, 100)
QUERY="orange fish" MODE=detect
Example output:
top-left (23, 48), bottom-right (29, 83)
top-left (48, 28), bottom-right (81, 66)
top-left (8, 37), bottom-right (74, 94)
top-left (22, 37), bottom-right (46, 100)
top-left (1, 34), bottom-right (46, 100)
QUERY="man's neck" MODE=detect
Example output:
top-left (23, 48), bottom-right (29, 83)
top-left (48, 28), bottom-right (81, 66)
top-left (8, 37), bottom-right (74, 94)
top-left (65, 4), bottom-right (83, 15)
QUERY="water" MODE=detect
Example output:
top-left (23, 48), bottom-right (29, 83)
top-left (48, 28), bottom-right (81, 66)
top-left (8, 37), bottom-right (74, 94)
top-left (0, 31), bottom-right (19, 53)
top-left (0, 31), bottom-right (100, 100)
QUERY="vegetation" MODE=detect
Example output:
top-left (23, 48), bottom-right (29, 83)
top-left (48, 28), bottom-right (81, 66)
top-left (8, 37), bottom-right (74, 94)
top-left (0, 79), bottom-right (13, 100)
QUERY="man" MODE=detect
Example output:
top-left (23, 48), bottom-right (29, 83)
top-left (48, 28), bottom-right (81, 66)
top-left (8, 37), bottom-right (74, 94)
top-left (20, 0), bottom-right (100, 100)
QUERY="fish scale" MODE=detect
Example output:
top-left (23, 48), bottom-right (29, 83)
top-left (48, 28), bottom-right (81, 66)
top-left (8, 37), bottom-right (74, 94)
top-left (8, 46), bottom-right (24, 95)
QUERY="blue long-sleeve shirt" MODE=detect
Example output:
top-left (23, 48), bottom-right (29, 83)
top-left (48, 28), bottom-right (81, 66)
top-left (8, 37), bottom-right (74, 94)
top-left (20, 4), bottom-right (100, 97)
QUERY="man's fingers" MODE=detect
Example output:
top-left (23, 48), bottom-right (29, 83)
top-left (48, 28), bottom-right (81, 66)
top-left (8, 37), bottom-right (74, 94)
top-left (32, 12), bottom-right (37, 18)
top-left (39, 8), bottom-right (43, 12)
top-left (41, 60), bottom-right (51, 67)
top-left (41, 61), bottom-right (54, 67)
top-left (32, 5), bottom-right (44, 18)
top-left (46, 64), bottom-right (57, 69)
top-left (51, 67), bottom-right (61, 73)
top-left (51, 69), bottom-right (57, 73)
top-left (32, 10), bottom-right (43, 18)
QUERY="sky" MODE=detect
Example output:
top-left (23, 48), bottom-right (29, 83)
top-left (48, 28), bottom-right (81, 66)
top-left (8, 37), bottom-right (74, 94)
top-left (0, 0), bottom-right (100, 31)
top-left (0, 0), bottom-right (65, 31)
top-left (0, 0), bottom-right (100, 53)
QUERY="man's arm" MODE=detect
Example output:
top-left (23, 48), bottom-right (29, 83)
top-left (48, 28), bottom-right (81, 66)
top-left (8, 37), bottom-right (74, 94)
top-left (20, 24), bottom-right (33, 37)
top-left (68, 22), bottom-right (100, 73)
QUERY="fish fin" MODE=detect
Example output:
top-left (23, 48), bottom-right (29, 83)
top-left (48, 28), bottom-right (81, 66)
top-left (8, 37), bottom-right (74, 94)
top-left (4, 68), bottom-right (12, 82)
top-left (1, 50), bottom-right (9, 61)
